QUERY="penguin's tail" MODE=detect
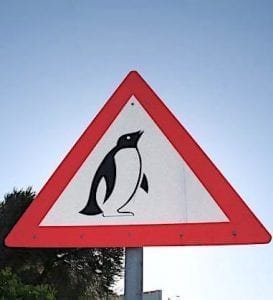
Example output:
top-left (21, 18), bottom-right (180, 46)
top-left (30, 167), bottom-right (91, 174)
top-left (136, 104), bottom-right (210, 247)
top-left (79, 205), bottom-right (102, 215)
top-left (79, 195), bottom-right (103, 216)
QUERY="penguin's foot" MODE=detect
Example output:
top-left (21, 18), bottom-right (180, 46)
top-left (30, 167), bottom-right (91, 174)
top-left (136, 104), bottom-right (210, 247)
top-left (117, 209), bottom-right (135, 216)
top-left (102, 210), bottom-right (134, 217)
top-left (102, 210), bottom-right (135, 217)
top-left (118, 211), bottom-right (134, 216)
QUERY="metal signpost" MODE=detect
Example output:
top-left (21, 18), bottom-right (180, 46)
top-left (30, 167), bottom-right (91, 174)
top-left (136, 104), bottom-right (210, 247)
top-left (124, 248), bottom-right (143, 300)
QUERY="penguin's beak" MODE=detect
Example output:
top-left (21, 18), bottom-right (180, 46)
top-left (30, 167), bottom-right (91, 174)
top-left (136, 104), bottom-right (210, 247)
top-left (138, 130), bottom-right (144, 138)
top-left (133, 130), bottom-right (143, 146)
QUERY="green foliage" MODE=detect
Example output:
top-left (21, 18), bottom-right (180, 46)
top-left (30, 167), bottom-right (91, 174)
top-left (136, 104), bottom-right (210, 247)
top-left (0, 188), bottom-right (124, 299)
top-left (0, 268), bottom-right (56, 299)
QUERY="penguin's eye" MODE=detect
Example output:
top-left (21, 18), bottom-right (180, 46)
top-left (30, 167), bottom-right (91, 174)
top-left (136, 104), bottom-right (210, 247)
top-left (126, 136), bottom-right (131, 140)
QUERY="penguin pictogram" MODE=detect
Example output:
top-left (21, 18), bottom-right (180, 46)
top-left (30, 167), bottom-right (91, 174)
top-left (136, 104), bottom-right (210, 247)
top-left (79, 130), bottom-right (148, 217)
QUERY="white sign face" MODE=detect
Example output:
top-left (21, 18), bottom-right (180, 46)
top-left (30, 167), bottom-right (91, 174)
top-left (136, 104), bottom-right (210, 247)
top-left (41, 97), bottom-right (228, 226)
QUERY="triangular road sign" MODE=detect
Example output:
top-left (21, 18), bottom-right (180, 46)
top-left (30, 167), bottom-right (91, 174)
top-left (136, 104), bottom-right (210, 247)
top-left (6, 71), bottom-right (271, 247)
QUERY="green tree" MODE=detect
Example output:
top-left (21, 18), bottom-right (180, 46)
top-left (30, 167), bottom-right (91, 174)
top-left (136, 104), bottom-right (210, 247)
top-left (0, 188), bottom-right (124, 299)
top-left (0, 268), bottom-right (56, 299)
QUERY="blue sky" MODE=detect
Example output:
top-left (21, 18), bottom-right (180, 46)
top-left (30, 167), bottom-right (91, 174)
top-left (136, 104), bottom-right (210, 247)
top-left (0, 1), bottom-right (272, 299)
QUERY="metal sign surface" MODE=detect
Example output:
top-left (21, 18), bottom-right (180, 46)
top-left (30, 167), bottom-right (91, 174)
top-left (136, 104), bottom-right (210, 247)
top-left (5, 71), bottom-right (271, 247)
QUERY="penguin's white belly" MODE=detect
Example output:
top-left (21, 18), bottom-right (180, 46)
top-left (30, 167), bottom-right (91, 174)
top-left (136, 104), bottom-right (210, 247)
top-left (101, 149), bottom-right (141, 214)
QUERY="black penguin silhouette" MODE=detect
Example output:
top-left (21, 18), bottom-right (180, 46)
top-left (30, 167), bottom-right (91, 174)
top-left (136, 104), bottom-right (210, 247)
top-left (79, 130), bottom-right (148, 217)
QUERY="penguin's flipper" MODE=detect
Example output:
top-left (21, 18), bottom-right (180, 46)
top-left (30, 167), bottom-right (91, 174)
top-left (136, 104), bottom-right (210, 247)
top-left (140, 173), bottom-right (149, 193)
top-left (101, 156), bottom-right (116, 203)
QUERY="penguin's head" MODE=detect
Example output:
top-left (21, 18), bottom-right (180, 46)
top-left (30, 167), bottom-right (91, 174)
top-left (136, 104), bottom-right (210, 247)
top-left (117, 130), bottom-right (143, 149)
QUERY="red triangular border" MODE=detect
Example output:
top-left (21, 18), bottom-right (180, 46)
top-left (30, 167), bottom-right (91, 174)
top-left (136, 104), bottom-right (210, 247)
top-left (5, 71), bottom-right (271, 247)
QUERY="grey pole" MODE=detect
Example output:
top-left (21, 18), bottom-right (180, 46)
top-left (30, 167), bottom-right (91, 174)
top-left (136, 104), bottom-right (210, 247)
top-left (124, 247), bottom-right (143, 300)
